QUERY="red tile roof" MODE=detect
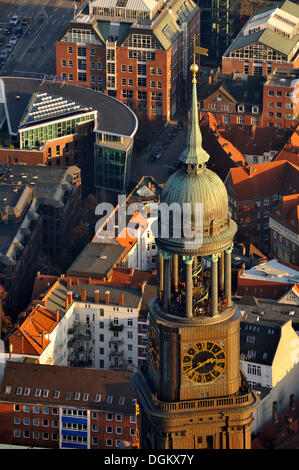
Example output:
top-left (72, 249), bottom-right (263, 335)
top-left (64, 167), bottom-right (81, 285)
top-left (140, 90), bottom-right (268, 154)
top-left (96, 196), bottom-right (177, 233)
top-left (8, 305), bottom-right (59, 356)
top-left (229, 160), bottom-right (299, 200)
top-left (221, 125), bottom-right (291, 156)
top-left (270, 193), bottom-right (299, 233)
top-left (237, 277), bottom-right (292, 299)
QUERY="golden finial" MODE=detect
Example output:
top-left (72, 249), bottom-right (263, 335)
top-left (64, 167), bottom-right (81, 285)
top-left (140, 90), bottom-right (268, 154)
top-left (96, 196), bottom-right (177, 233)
top-left (191, 35), bottom-right (209, 83)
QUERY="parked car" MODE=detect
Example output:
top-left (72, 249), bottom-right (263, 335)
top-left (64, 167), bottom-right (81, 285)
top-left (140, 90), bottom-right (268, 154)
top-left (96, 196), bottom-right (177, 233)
top-left (10, 16), bottom-right (19, 25)
top-left (0, 36), bottom-right (4, 46)
top-left (21, 16), bottom-right (30, 25)
top-left (0, 52), bottom-right (7, 66)
top-left (5, 43), bottom-right (13, 53)
top-left (4, 26), bottom-right (12, 35)
top-left (15, 26), bottom-right (23, 37)
top-left (155, 152), bottom-right (162, 160)
top-left (9, 35), bottom-right (18, 45)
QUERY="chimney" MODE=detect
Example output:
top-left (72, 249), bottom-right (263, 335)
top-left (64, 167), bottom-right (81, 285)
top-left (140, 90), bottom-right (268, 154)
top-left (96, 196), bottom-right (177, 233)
top-left (65, 297), bottom-right (69, 311)
top-left (273, 401), bottom-right (279, 423)
top-left (105, 291), bottom-right (110, 304)
top-left (118, 293), bottom-right (124, 306)
top-left (76, 278), bottom-right (80, 285)
top-left (290, 394), bottom-right (295, 410)
top-left (88, 277), bottom-right (92, 284)
top-left (67, 278), bottom-right (72, 287)
top-left (80, 288), bottom-right (86, 302)
top-left (94, 290), bottom-right (100, 303)
top-left (67, 291), bottom-right (73, 305)
top-left (208, 75), bottom-right (212, 85)
top-left (56, 309), bottom-right (60, 322)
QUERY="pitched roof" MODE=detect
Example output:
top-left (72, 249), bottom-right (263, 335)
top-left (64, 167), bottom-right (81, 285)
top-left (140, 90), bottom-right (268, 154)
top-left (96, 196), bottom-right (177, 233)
top-left (240, 319), bottom-right (282, 365)
top-left (0, 361), bottom-right (136, 413)
top-left (237, 277), bottom-right (292, 300)
top-left (270, 193), bottom-right (299, 233)
top-left (8, 305), bottom-right (59, 355)
top-left (228, 160), bottom-right (299, 200)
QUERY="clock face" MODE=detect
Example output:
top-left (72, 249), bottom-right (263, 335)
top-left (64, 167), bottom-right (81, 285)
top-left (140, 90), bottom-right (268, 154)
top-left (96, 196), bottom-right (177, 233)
top-left (182, 341), bottom-right (226, 384)
top-left (148, 326), bottom-right (160, 373)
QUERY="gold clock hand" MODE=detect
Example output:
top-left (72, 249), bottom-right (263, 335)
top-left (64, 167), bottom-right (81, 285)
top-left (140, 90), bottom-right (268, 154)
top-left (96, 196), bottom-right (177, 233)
top-left (193, 357), bottom-right (216, 371)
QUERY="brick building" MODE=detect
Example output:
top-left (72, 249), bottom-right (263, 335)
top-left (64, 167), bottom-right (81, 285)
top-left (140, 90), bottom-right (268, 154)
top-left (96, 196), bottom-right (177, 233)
top-left (0, 165), bottom-right (81, 317)
top-left (263, 67), bottom-right (299, 129)
top-left (225, 160), bottom-right (299, 253)
top-left (198, 72), bottom-right (264, 126)
top-left (0, 361), bottom-right (139, 449)
top-left (0, 76), bottom-right (137, 194)
top-left (269, 194), bottom-right (299, 265)
top-left (222, 0), bottom-right (299, 77)
top-left (56, 0), bottom-right (201, 120)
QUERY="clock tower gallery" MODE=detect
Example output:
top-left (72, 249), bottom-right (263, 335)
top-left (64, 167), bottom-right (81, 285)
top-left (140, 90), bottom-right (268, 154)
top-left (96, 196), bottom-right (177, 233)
top-left (132, 64), bottom-right (258, 450)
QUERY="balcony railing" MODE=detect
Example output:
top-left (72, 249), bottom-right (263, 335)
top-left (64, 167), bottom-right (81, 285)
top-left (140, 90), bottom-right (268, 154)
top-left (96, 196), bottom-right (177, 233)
top-left (137, 365), bottom-right (257, 414)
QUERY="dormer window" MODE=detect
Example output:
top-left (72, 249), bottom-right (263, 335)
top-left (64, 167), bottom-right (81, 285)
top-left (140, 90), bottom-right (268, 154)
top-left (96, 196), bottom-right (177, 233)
top-left (217, 94), bottom-right (222, 101)
top-left (252, 105), bottom-right (259, 114)
top-left (238, 104), bottom-right (244, 113)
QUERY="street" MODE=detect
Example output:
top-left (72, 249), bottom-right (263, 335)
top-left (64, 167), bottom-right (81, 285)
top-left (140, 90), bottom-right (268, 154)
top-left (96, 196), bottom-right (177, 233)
top-left (0, 0), bottom-right (77, 77)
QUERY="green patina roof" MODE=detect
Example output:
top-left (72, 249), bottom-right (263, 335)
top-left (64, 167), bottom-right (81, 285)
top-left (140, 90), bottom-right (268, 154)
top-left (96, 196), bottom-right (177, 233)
top-left (179, 73), bottom-right (210, 165)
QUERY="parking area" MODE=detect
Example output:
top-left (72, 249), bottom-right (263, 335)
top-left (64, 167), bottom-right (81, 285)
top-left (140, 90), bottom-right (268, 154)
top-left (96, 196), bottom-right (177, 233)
top-left (131, 121), bottom-right (188, 185)
top-left (0, 0), bottom-right (77, 77)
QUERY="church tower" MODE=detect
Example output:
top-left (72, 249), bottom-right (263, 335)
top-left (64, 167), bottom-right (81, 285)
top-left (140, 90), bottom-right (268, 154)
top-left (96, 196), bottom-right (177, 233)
top-left (132, 63), bottom-right (258, 450)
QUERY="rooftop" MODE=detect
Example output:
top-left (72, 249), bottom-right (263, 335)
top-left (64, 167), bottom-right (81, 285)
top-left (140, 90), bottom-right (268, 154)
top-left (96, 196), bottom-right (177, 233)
top-left (0, 361), bottom-right (136, 413)
top-left (67, 242), bottom-right (127, 280)
top-left (239, 259), bottom-right (299, 285)
top-left (1, 77), bottom-right (138, 138)
top-left (270, 193), bottom-right (299, 233)
top-left (227, 160), bottom-right (299, 200)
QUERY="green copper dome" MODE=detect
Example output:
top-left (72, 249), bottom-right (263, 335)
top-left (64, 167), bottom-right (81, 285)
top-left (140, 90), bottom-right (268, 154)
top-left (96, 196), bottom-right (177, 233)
top-left (157, 65), bottom-right (237, 256)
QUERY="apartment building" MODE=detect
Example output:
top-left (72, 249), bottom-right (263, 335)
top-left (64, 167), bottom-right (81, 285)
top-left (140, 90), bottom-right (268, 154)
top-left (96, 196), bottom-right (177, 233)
top-left (269, 194), bottom-right (299, 265)
top-left (222, 0), bottom-right (299, 77)
top-left (5, 266), bottom-right (156, 372)
top-left (225, 160), bottom-right (299, 253)
top-left (56, 0), bottom-right (201, 120)
top-left (0, 165), bottom-right (81, 317)
top-left (0, 361), bottom-right (139, 449)
top-left (263, 67), bottom-right (299, 129)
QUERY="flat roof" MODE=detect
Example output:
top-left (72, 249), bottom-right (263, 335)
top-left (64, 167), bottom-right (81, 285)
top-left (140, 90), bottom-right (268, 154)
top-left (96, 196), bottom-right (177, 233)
top-left (67, 242), bottom-right (127, 279)
top-left (1, 77), bottom-right (138, 138)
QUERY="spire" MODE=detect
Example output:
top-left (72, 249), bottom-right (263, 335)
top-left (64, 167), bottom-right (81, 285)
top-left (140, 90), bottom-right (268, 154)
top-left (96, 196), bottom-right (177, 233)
top-left (179, 59), bottom-right (210, 170)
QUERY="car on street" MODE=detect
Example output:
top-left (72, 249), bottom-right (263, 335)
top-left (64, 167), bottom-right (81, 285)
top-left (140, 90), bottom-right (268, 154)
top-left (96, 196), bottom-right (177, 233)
top-left (0, 52), bottom-right (7, 66)
top-left (5, 43), bottom-right (13, 53)
top-left (0, 37), bottom-right (4, 46)
top-left (15, 26), bottom-right (23, 37)
top-left (21, 16), bottom-right (30, 25)
top-left (10, 16), bottom-right (19, 25)
top-left (155, 152), bottom-right (162, 160)
top-left (9, 35), bottom-right (18, 45)
top-left (4, 26), bottom-right (12, 35)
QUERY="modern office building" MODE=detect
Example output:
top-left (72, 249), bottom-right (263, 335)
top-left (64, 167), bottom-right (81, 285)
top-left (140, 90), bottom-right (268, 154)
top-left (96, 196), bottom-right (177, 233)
top-left (198, 0), bottom-right (240, 65)
top-left (0, 77), bottom-right (137, 194)
top-left (222, 1), bottom-right (299, 77)
top-left (56, 0), bottom-right (201, 120)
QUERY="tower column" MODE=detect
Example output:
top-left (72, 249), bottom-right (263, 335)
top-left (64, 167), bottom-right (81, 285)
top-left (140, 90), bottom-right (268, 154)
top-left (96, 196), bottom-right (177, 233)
top-left (225, 243), bottom-right (234, 307)
top-left (161, 250), bottom-right (171, 311)
top-left (173, 254), bottom-right (179, 292)
top-left (158, 250), bottom-right (164, 301)
top-left (219, 251), bottom-right (225, 292)
top-left (211, 254), bottom-right (220, 316)
top-left (183, 256), bottom-right (194, 318)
